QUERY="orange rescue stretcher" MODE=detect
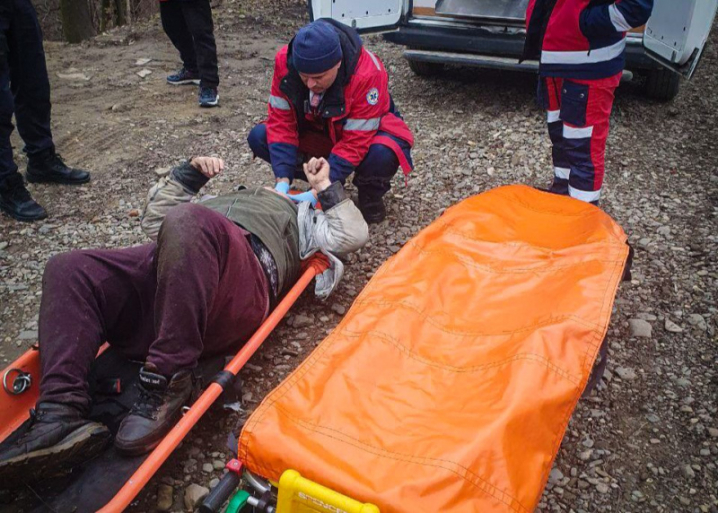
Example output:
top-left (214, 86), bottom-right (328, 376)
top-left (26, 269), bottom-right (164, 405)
top-left (0, 256), bottom-right (329, 513)
top-left (202, 185), bottom-right (632, 513)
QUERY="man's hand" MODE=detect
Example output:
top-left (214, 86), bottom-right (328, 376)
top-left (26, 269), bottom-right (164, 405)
top-left (304, 157), bottom-right (332, 192)
top-left (190, 156), bottom-right (224, 178)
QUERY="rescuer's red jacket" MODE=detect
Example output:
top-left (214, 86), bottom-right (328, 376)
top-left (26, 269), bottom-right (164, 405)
top-left (265, 19), bottom-right (413, 183)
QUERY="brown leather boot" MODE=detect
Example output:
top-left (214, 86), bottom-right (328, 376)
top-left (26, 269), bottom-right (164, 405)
top-left (114, 364), bottom-right (193, 456)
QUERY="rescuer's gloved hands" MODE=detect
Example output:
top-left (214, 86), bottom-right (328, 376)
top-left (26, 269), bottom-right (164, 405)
top-left (274, 181), bottom-right (290, 195)
top-left (288, 191), bottom-right (318, 207)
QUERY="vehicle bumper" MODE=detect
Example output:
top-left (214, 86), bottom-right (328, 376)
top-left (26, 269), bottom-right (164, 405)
top-left (383, 22), bottom-right (660, 71)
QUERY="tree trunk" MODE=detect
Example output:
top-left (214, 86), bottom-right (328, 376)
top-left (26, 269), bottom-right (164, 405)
top-left (99, 0), bottom-right (110, 32)
top-left (114, 0), bottom-right (128, 26)
top-left (60, 0), bottom-right (96, 43)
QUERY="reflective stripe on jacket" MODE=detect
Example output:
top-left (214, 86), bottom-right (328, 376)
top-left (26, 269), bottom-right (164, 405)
top-left (524, 0), bottom-right (653, 79)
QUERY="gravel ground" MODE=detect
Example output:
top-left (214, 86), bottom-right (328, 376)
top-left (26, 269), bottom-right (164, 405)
top-left (1, 1), bottom-right (716, 511)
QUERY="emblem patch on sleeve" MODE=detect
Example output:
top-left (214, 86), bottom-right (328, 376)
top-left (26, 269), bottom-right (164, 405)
top-left (366, 88), bottom-right (379, 105)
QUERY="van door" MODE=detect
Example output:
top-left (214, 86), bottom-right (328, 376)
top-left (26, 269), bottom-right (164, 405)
top-left (643, 0), bottom-right (718, 78)
top-left (308, 0), bottom-right (408, 33)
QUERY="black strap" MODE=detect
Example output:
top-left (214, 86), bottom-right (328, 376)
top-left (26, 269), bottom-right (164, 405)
top-left (212, 370), bottom-right (236, 391)
top-left (95, 378), bottom-right (122, 396)
top-left (582, 337), bottom-right (609, 398)
top-left (622, 244), bottom-right (634, 282)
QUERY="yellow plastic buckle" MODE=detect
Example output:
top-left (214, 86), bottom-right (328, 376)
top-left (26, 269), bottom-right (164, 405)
top-left (277, 470), bottom-right (380, 513)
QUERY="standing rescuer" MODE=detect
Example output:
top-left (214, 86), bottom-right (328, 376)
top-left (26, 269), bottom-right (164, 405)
top-left (0, 0), bottom-right (91, 222)
top-left (159, 0), bottom-right (220, 108)
top-left (247, 19), bottom-right (414, 224)
top-left (524, 0), bottom-right (653, 204)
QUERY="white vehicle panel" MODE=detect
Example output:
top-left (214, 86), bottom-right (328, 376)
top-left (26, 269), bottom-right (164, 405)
top-left (644, 0), bottom-right (718, 78)
top-left (309, 0), bottom-right (405, 32)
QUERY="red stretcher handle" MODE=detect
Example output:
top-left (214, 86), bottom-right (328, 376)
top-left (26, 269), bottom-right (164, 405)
top-left (99, 257), bottom-right (329, 513)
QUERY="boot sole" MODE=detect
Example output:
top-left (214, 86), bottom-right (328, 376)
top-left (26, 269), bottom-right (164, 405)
top-left (114, 434), bottom-right (163, 457)
top-left (363, 213), bottom-right (386, 224)
top-left (0, 203), bottom-right (48, 222)
top-left (25, 173), bottom-right (91, 186)
top-left (114, 407), bottom-right (185, 457)
top-left (167, 79), bottom-right (201, 85)
top-left (0, 423), bottom-right (110, 487)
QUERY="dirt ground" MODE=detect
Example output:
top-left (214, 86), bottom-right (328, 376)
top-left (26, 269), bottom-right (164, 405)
top-left (1, 1), bottom-right (717, 512)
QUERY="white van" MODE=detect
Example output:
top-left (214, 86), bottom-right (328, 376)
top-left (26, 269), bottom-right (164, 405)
top-left (308, 0), bottom-right (717, 102)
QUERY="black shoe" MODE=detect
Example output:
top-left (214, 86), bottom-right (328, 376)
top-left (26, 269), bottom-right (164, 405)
top-left (0, 174), bottom-right (48, 222)
top-left (0, 402), bottom-right (110, 487)
top-left (359, 197), bottom-right (386, 224)
top-left (26, 151), bottom-right (90, 185)
top-left (114, 365), bottom-right (193, 456)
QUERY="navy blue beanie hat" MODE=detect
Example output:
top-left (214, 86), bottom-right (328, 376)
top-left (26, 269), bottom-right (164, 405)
top-left (292, 21), bottom-right (343, 74)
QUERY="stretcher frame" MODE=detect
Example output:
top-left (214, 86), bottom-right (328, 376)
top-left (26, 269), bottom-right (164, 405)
top-left (0, 256), bottom-right (329, 513)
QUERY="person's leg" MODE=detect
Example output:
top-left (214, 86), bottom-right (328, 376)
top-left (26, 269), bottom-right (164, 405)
top-left (542, 77), bottom-right (571, 195)
top-left (39, 245), bottom-right (158, 411)
top-left (248, 123), bottom-right (310, 182)
top-left (116, 203), bottom-right (269, 455)
top-left (5, 0), bottom-right (52, 157)
top-left (559, 76), bottom-right (618, 205)
top-left (180, 0), bottom-right (219, 90)
top-left (7, 0), bottom-right (90, 185)
top-left (160, 0), bottom-right (199, 79)
top-left (0, 21), bottom-right (17, 186)
top-left (247, 123), bottom-right (271, 162)
top-left (0, 24), bottom-right (45, 221)
top-left (577, 78), bottom-right (617, 201)
top-left (353, 132), bottom-right (410, 223)
top-left (0, 244), bottom-right (157, 477)
top-left (148, 203), bottom-right (269, 373)
top-left (354, 144), bottom-right (398, 201)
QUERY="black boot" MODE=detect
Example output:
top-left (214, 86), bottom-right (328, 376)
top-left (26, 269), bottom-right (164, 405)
top-left (114, 364), bottom-right (193, 456)
top-left (359, 196), bottom-right (386, 224)
top-left (0, 402), bottom-right (110, 487)
top-left (26, 150), bottom-right (90, 185)
top-left (0, 174), bottom-right (48, 222)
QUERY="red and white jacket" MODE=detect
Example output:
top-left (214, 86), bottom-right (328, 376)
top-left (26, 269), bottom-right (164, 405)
top-left (524, 0), bottom-right (654, 79)
top-left (265, 19), bottom-right (413, 183)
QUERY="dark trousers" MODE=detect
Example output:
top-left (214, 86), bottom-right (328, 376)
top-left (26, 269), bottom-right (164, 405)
top-left (160, 0), bottom-right (219, 89)
top-left (0, 0), bottom-right (54, 185)
top-left (247, 123), bottom-right (410, 202)
top-left (38, 204), bottom-right (269, 413)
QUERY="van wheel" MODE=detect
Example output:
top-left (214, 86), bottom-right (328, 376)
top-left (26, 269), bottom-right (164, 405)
top-left (407, 58), bottom-right (444, 77)
top-left (644, 68), bottom-right (681, 102)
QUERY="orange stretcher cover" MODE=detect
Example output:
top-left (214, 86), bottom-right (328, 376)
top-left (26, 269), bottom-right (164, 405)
top-left (239, 185), bottom-right (630, 513)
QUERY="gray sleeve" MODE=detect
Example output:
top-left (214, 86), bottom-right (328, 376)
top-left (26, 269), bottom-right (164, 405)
top-left (140, 167), bottom-right (196, 240)
top-left (312, 198), bottom-right (369, 257)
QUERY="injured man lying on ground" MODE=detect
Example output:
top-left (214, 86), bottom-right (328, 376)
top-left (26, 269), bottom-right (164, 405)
top-left (0, 156), bottom-right (368, 479)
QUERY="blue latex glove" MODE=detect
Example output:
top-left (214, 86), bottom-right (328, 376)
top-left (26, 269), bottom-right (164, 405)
top-left (274, 181), bottom-right (290, 195)
top-left (288, 191), bottom-right (317, 207)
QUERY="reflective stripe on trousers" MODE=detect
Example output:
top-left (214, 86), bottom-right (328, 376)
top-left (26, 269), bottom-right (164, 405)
top-left (540, 75), bottom-right (620, 203)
